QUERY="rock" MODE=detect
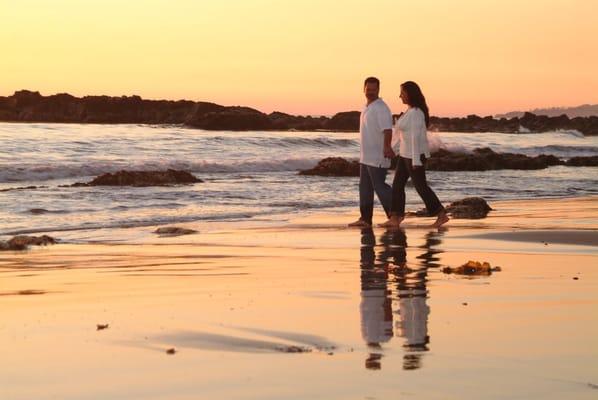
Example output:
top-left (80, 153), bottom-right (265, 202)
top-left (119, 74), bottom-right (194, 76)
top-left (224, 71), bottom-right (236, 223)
top-left (565, 156), bottom-right (598, 166)
top-left (73, 169), bottom-right (202, 187)
top-left (1, 235), bottom-right (57, 251)
top-left (29, 208), bottom-right (49, 214)
top-left (442, 260), bottom-right (502, 276)
top-left (154, 227), bottom-right (198, 236)
top-left (299, 157), bottom-right (360, 176)
top-left (96, 324), bottom-right (109, 330)
top-left (166, 348), bottom-right (177, 355)
top-left (445, 197), bottom-right (493, 219)
top-left (275, 345), bottom-right (312, 353)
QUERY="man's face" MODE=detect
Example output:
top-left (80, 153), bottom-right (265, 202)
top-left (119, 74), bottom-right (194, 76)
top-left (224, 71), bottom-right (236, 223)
top-left (364, 82), bottom-right (379, 102)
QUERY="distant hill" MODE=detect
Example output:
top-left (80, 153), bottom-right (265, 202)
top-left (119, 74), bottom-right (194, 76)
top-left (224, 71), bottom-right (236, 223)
top-left (496, 104), bottom-right (598, 119)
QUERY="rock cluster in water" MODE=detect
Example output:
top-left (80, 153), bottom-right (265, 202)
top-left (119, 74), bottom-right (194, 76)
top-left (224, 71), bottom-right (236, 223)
top-left (69, 169), bottom-right (202, 187)
top-left (298, 157), bottom-right (360, 177)
top-left (299, 149), bottom-right (598, 176)
top-left (1, 90), bottom-right (597, 134)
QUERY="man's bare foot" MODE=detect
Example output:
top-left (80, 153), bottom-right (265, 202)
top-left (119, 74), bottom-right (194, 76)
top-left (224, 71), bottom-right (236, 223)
top-left (378, 215), bottom-right (404, 228)
top-left (431, 211), bottom-right (449, 228)
top-left (348, 219), bottom-right (371, 228)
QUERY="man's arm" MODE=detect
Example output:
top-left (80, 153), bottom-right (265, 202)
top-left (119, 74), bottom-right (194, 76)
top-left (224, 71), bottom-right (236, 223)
top-left (383, 129), bottom-right (395, 158)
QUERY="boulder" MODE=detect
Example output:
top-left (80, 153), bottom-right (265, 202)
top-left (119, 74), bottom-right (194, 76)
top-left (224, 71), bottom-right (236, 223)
top-left (299, 157), bottom-right (359, 176)
top-left (445, 197), bottom-right (493, 219)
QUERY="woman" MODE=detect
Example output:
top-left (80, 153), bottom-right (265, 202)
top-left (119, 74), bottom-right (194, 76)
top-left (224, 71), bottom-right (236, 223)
top-left (380, 81), bottom-right (449, 228)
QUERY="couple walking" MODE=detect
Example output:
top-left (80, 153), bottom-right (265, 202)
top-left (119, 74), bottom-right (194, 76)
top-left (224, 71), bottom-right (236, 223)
top-left (349, 77), bottom-right (449, 229)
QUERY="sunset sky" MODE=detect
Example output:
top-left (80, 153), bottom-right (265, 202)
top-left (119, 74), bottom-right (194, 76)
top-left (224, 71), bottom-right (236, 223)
top-left (2, 0), bottom-right (597, 116)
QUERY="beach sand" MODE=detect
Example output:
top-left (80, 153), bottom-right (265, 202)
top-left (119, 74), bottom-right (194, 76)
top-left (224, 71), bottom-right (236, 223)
top-left (1, 196), bottom-right (597, 399)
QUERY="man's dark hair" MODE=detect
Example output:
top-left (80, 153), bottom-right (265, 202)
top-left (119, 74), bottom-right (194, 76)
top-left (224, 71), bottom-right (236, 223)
top-left (364, 77), bottom-right (380, 88)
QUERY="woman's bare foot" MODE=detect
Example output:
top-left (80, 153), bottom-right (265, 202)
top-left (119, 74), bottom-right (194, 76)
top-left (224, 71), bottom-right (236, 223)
top-left (431, 211), bottom-right (449, 228)
top-left (378, 215), bottom-right (404, 228)
top-left (348, 219), bottom-right (372, 228)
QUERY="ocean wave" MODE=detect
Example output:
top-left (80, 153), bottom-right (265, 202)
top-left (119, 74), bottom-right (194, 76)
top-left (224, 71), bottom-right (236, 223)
top-left (0, 158), bottom-right (334, 183)
top-left (515, 145), bottom-right (598, 157)
top-left (0, 211), bottom-right (271, 237)
top-left (210, 135), bottom-right (358, 148)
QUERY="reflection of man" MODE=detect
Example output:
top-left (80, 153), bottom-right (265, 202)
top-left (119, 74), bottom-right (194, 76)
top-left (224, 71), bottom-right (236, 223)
top-left (349, 77), bottom-right (394, 228)
top-left (394, 231), bottom-right (443, 370)
top-left (359, 228), bottom-right (393, 345)
top-left (359, 228), bottom-right (392, 370)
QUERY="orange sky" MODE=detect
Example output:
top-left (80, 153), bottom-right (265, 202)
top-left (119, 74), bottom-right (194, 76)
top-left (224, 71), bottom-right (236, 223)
top-left (2, 0), bottom-right (597, 116)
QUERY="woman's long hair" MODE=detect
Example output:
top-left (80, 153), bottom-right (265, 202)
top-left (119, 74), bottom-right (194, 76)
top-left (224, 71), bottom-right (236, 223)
top-left (401, 81), bottom-right (430, 127)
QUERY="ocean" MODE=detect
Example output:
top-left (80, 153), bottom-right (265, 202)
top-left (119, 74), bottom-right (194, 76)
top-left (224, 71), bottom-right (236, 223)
top-left (1, 122), bottom-right (597, 238)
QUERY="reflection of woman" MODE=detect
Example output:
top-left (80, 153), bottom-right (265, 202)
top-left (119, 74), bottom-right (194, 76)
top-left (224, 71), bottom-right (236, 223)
top-left (380, 81), bottom-right (449, 228)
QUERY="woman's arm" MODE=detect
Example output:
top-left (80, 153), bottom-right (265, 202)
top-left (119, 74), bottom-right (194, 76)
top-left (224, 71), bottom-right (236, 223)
top-left (410, 109), bottom-right (427, 167)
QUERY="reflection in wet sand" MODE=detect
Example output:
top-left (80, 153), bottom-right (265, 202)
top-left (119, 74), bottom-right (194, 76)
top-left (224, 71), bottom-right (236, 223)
top-left (360, 228), bottom-right (444, 370)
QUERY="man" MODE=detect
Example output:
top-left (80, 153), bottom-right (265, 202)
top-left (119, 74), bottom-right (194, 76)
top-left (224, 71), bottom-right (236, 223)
top-left (349, 77), bottom-right (395, 228)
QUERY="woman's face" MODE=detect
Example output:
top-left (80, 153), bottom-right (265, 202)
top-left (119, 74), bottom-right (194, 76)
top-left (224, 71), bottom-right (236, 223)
top-left (399, 87), bottom-right (409, 105)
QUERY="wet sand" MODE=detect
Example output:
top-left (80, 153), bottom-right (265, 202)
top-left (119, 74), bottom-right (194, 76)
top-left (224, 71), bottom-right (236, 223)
top-left (1, 197), bottom-right (597, 399)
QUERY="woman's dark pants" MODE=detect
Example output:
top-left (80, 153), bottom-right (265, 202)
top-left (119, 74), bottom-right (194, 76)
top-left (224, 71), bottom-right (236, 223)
top-left (390, 155), bottom-right (444, 217)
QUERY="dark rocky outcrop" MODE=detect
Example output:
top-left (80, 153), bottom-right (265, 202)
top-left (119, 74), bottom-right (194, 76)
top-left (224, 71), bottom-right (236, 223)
top-left (300, 149), bottom-right (595, 177)
top-left (0, 235), bottom-right (57, 251)
top-left (426, 148), bottom-right (564, 171)
top-left (1, 90), bottom-right (597, 134)
top-left (445, 197), bottom-right (493, 219)
top-left (429, 112), bottom-right (598, 135)
top-left (71, 169), bottom-right (202, 187)
top-left (299, 157), bottom-right (359, 176)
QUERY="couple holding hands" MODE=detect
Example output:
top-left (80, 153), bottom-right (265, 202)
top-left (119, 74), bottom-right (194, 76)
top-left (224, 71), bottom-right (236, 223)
top-left (349, 77), bottom-right (449, 229)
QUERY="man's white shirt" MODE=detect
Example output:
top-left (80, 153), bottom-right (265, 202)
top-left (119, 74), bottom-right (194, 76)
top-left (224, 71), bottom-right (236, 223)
top-left (359, 98), bottom-right (393, 168)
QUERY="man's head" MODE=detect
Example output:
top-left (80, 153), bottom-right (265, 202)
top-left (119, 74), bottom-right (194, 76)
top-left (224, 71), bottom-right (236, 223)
top-left (363, 77), bottom-right (380, 102)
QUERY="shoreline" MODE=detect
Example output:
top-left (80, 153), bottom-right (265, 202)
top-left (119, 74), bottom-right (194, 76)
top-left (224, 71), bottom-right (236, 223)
top-left (2, 196), bottom-right (597, 251)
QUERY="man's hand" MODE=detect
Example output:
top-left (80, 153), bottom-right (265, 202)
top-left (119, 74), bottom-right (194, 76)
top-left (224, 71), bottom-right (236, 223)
top-left (384, 145), bottom-right (395, 159)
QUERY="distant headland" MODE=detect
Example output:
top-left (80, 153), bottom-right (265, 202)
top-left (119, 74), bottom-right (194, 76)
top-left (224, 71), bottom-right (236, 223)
top-left (1, 90), bottom-right (597, 135)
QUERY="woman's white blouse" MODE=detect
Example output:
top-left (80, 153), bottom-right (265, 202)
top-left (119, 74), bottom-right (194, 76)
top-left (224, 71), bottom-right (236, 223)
top-left (392, 107), bottom-right (430, 166)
